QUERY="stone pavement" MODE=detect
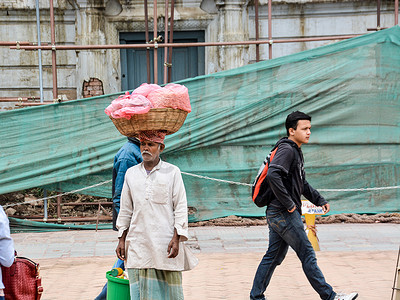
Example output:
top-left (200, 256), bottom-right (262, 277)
top-left (10, 223), bottom-right (400, 300)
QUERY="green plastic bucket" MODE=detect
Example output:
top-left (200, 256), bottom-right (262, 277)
top-left (106, 271), bottom-right (130, 300)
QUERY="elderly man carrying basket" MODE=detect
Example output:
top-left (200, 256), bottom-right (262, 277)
top-left (106, 83), bottom-right (197, 299)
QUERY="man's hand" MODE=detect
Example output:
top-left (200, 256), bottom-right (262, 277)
top-left (288, 206), bottom-right (296, 213)
top-left (167, 228), bottom-right (180, 258)
top-left (116, 229), bottom-right (128, 261)
top-left (116, 239), bottom-right (126, 260)
top-left (322, 203), bottom-right (330, 214)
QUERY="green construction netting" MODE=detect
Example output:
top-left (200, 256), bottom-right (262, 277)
top-left (8, 217), bottom-right (112, 233)
top-left (1, 26), bottom-right (399, 222)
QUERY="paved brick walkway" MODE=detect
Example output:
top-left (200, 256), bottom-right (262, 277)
top-left (10, 223), bottom-right (400, 300)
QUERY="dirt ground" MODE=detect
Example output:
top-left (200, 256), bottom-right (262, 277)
top-left (38, 250), bottom-right (397, 300)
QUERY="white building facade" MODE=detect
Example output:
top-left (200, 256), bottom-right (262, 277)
top-left (0, 0), bottom-right (397, 110)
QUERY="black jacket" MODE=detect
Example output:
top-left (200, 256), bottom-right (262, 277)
top-left (266, 137), bottom-right (327, 214)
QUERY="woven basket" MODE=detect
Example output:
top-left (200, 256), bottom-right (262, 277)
top-left (109, 108), bottom-right (188, 137)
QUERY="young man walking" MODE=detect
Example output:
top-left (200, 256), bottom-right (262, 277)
top-left (250, 111), bottom-right (358, 300)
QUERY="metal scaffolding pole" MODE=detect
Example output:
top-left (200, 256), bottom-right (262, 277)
top-left (49, 0), bottom-right (58, 99)
top-left (255, 0), bottom-right (260, 62)
top-left (0, 42), bottom-right (30, 46)
top-left (377, 0), bottom-right (381, 29)
top-left (35, 0), bottom-right (44, 102)
top-left (43, 189), bottom-right (48, 221)
top-left (167, 0), bottom-right (175, 83)
top-left (12, 35), bottom-right (360, 51)
top-left (153, 0), bottom-right (158, 84)
top-left (164, 0), bottom-right (169, 84)
top-left (268, 0), bottom-right (272, 59)
top-left (145, 0), bottom-right (151, 83)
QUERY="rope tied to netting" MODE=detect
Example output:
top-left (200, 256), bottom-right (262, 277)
top-left (181, 172), bottom-right (400, 192)
top-left (3, 180), bottom-right (112, 209)
top-left (181, 172), bottom-right (252, 187)
top-left (3, 171), bottom-right (400, 209)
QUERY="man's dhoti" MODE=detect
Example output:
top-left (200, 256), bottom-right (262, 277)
top-left (127, 268), bottom-right (184, 300)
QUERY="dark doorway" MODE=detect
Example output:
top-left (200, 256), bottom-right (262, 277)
top-left (120, 31), bottom-right (205, 90)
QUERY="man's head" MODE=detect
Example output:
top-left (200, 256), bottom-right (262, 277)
top-left (285, 111), bottom-right (312, 147)
top-left (139, 131), bottom-right (166, 164)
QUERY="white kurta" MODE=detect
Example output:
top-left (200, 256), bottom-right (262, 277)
top-left (116, 159), bottom-right (190, 271)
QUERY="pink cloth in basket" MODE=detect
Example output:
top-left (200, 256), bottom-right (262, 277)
top-left (105, 92), bottom-right (152, 120)
top-left (132, 83), bottom-right (162, 98)
top-left (147, 83), bottom-right (191, 112)
top-left (105, 83), bottom-right (191, 120)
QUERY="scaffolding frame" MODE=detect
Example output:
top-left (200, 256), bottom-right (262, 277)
top-left (1, 0), bottom-right (398, 104)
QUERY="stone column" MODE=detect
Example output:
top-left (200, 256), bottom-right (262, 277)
top-left (73, 0), bottom-right (110, 98)
top-left (216, 0), bottom-right (250, 71)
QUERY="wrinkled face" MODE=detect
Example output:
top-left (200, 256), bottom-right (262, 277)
top-left (140, 140), bottom-right (165, 163)
top-left (289, 119), bottom-right (311, 146)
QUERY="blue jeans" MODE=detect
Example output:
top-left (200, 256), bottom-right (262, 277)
top-left (250, 207), bottom-right (335, 300)
top-left (94, 258), bottom-right (125, 300)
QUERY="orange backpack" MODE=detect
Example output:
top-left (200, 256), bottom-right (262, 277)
top-left (252, 146), bottom-right (279, 207)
